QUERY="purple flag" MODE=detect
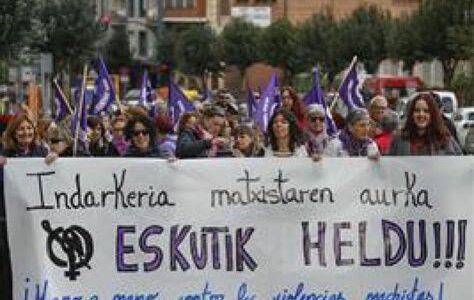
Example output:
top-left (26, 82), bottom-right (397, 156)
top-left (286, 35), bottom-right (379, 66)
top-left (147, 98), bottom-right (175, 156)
top-left (139, 70), bottom-right (155, 106)
top-left (168, 78), bottom-right (196, 125)
top-left (71, 86), bottom-right (90, 145)
top-left (92, 58), bottom-right (116, 115)
top-left (255, 72), bottom-right (279, 132)
top-left (52, 80), bottom-right (71, 123)
top-left (246, 87), bottom-right (256, 118)
top-left (202, 85), bottom-right (212, 102)
top-left (338, 58), bottom-right (365, 110)
top-left (303, 68), bottom-right (338, 136)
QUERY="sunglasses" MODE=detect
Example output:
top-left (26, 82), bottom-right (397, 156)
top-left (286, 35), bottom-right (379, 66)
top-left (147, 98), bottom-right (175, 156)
top-left (309, 116), bottom-right (325, 122)
top-left (132, 130), bottom-right (149, 137)
top-left (50, 139), bottom-right (64, 144)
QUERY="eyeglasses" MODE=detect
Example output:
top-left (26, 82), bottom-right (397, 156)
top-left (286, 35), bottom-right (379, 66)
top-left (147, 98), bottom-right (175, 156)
top-left (309, 116), bottom-right (325, 122)
top-left (132, 130), bottom-right (149, 137)
top-left (50, 139), bottom-right (64, 144)
top-left (112, 127), bottom-right (124, 133)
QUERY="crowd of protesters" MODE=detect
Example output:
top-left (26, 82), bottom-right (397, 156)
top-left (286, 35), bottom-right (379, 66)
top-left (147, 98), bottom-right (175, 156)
top-left (0, 86), bottom-right (465, 299)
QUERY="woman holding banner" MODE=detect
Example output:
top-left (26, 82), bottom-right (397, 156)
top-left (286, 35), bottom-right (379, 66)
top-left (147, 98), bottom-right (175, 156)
top-left (265, 109), bottom-right (306, 158)
top-left (232, 124), bottom-right (265, 157)
top-left (323, 108), bottom-right (380, 158)
top-left (388, 93), bottom-right (462, 156)
top-left (1, 113), bottom-right (48, 158)
top-left (303, 104), bottom-right (331, 160)
top-left (124, 115), bottom-right (162, 157)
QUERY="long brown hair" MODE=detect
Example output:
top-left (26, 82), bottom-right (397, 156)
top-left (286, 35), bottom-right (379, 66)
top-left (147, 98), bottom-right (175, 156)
top-left (3, 113), bottom-right (39, 151)
top-left (281, 86), bottom-right (306, 123)
top-left (402, 93), bottom-right (450, 148)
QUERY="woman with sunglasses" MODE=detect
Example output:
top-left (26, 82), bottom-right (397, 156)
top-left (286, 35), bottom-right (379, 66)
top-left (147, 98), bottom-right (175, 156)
top-left (304, 104), bottom-right (331, 160)
top-left (389, 93), bottom-right (462, 156)
top-left (124, 115), bottom-right (162, 157)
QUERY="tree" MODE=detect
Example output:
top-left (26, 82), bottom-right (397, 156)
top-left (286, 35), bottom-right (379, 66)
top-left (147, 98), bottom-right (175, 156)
top-left (175, 25), bottom-right (221, 85)
top-left (337, 4), bottom-right (392, 74)
top-left (155, 26), bottom-right (177, 69)
top-left (32, 0), bottom-right (102, 74)
top-left (298, 11), bottom-right (345, 82)
top-left (103, 25), bottom-right (132, 73)
top-left (220, 18), bottom-right (261, 77)
top-left (0, 0), bottom-right (37, 60)
top-left (259, 19), bottom-right (303, 84)
top-left (391, 0), bottom-right (474, 86)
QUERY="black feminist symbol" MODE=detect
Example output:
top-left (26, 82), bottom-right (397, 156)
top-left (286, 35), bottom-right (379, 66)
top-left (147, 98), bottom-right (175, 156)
top-left (42, 220), bottom-right (94, 281)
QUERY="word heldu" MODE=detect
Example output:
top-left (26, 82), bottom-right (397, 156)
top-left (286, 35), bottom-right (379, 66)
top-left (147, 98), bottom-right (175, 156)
top-left (302, 219), bottom-right (468, 269)
top-left (117, 225), bottom-right (257, 272)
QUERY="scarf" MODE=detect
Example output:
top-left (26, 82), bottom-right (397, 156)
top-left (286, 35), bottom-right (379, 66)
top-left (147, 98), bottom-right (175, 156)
top-left (338, 128), bottom-right (372, 157)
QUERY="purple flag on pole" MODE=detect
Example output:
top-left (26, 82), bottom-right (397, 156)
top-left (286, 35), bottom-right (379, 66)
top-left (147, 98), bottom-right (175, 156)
top-left (202, 85), bottom-right (212, 102)
top-left (92, 58), bottom-right (116, 115)
top-left (52, 81), bottom-right (70, 123)
top-left (168, 79), bottom-right (196, 126)
top-left (255, 72), bottom-right (279, 132)
top-left (71, 87), bottom-right (90, 145)
top-left (302, 68), bottom-right (338, 136)
top-left (139, 70), bottom-right (155, 106)
top-left (338, 59), bottom-right (365, 110)
top-left (246, 86), bottom-right (256, 118)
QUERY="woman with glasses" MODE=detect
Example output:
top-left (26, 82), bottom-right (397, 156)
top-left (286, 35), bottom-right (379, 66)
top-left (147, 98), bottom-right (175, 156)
top-left (124, 115), bottom-right (162, 157)
top-left (324, 108), bottom-right (380, 159)
top-left (304, 104), bottom-right (331, 160)
top-left (389, 93), bottom-right (462, 156)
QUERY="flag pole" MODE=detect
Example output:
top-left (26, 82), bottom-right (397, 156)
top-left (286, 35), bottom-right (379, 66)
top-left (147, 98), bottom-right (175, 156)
top-left (52, 78), bottom-right (74, 115)
top-left (330, 55), bottom-right (358, 111)
top-left (73, 64), bottom-right (88, 157)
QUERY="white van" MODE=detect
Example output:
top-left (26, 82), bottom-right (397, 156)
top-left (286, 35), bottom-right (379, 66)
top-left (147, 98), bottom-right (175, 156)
top-left (431, 91), bottom-right (458, 119)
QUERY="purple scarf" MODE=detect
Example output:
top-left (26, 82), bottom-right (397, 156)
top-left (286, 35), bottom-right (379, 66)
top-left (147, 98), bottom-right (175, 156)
top-left (338, 128), bottom-right (372, 156)
top-left (112, 136), bottom-right (129, 157)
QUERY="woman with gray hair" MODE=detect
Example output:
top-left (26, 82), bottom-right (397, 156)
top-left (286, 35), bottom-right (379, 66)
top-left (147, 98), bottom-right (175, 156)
top-left (304, 104), bottom-right (331, 160)
top-left (324, 108), bottom-right (379, 158)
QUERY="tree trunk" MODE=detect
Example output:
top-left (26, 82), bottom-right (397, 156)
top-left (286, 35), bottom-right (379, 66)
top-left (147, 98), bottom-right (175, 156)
top-left (441, 58), bottom-right (458, 88)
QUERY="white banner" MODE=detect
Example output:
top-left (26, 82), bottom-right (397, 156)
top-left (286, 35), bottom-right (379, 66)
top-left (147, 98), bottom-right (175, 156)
top-left (5, 157), bottom-right (474, 300)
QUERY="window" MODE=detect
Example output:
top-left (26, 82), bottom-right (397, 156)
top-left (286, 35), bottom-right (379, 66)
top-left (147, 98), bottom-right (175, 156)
top-left (220, 0), bottom-right (230, 15)
top-left (127, 0), bottom-right (135, 17)
top-left (139, 0), bottom-right (146, 17)
top-left (176, 0), bottom-right (184, 8)
top-left (139, 31), bottom-right (147, 56)
top-left (184, 0), bottom-right (196, 8)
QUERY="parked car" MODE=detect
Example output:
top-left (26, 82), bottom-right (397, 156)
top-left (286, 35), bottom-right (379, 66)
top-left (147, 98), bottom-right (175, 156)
top-left (453, 107), bottom-right (474, 150)
top-left (464, 127), bottom-right (474, 154)
top-left (432, 90), bottom-right (458, 119)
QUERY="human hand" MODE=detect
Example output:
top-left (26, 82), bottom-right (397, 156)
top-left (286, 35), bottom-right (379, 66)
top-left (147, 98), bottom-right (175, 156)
top-left (0, 156), bottom-right (7, 166)
top-left (45, 152), bottom-right (59, 165)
